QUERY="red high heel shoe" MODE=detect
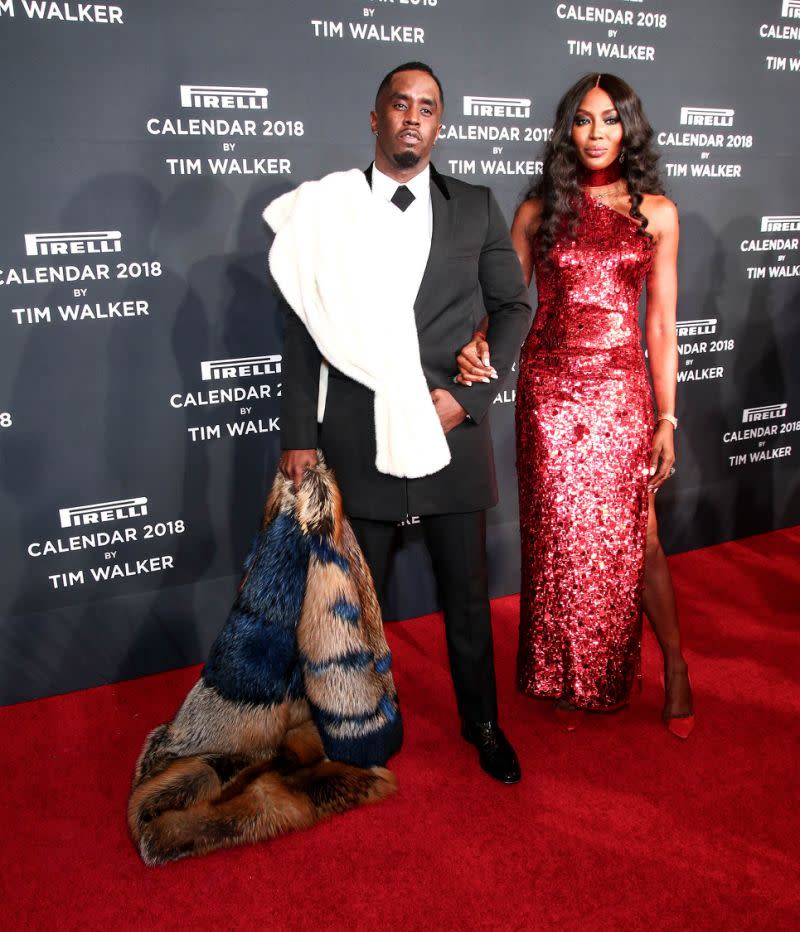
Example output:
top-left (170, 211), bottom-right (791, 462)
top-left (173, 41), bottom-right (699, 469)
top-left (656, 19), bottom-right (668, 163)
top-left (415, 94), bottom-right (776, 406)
top-left (664, 713), bottom-right (695, 739)
top-left (661, 668), bottom-right (695, 739)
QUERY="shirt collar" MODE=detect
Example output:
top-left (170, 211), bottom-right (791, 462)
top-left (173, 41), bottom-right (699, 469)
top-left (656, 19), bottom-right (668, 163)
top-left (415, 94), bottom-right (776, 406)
top-left (371, 162), bottom-right (430, 203)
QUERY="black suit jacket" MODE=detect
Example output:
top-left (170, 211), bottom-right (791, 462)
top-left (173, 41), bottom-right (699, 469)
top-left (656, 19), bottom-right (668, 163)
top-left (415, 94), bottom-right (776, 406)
top-left (279, 164), bottom-right (532, 520)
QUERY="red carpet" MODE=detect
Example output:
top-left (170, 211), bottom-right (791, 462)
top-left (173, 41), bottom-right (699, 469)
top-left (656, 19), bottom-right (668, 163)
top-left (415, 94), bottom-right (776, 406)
top-left (2, 527), bottom-right (799, 931)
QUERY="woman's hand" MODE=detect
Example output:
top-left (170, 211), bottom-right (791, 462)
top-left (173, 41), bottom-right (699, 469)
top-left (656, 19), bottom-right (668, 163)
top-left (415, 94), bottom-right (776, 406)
top-left (455, 331), bottom-right (496, 386)
top-left (648, 421), bottom-right (675, 493)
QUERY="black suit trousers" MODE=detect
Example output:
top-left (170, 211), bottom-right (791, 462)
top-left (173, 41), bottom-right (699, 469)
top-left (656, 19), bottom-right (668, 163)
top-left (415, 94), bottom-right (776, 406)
top-left (349, 511), bottom-right (498, 723)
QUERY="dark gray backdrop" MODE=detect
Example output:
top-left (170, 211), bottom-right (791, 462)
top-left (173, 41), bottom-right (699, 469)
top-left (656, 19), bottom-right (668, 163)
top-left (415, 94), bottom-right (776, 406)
top-left (1, 0), bottom-right (798, 703)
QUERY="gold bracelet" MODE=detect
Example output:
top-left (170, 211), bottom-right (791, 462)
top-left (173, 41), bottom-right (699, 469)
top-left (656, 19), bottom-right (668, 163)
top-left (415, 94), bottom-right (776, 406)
top-left (658, 413), bottom-right (678, 430)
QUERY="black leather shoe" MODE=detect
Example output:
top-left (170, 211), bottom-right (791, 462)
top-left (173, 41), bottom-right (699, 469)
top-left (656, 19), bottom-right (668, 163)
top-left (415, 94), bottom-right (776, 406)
top-left (461, 720), bottom-right (521, 784)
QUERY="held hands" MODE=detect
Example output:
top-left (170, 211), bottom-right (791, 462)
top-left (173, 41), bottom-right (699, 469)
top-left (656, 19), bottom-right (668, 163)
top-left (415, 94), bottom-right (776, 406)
top-left (648, 421), bottom-right (675, 493)
top-left (279, 448), bottom-right (318, 490)
top-left (455, 331), bottom-right (497, 386)
top-left (431, 388), bottom-right (466, 434)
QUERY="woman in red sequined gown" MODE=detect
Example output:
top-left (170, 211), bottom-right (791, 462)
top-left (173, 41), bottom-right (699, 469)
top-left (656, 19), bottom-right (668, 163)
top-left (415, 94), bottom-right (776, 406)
top-left (457, 74), bottom-right (694, 736)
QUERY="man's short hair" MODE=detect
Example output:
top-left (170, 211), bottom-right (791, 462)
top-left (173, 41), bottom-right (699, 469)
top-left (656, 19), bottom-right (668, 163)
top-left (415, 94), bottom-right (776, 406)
top-left (375, 61), bottom-right (445, 110)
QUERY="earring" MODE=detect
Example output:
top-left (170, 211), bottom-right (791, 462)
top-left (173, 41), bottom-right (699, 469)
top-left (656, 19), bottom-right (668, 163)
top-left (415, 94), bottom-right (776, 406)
top-left (619, 151), bottom-right (625, 164)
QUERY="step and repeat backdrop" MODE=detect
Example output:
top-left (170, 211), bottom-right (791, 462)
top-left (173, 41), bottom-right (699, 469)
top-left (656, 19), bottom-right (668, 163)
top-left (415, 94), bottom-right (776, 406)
top-left (1, 0), bottom-right (798, 703)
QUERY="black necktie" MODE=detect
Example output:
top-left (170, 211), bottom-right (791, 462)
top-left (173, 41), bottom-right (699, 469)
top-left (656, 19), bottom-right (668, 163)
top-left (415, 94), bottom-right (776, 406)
top-left (391, 185), bottom-right (415, 212)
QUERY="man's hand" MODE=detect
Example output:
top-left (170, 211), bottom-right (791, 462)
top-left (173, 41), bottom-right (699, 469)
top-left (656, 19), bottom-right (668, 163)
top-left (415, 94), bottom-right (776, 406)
top-left (431, 389), bottom-right (467, 434)
top-left (279, 449), bottom-right (318, 489)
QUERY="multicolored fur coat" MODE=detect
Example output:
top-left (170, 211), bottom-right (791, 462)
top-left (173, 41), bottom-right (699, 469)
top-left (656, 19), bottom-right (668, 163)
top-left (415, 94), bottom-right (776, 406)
top-left (128, 460), bottom-right (402, 865)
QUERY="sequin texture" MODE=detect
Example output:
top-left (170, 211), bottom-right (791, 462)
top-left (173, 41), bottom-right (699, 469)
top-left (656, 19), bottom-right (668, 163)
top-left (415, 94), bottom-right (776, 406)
top-left (516, 195), bottom-right (655, 710)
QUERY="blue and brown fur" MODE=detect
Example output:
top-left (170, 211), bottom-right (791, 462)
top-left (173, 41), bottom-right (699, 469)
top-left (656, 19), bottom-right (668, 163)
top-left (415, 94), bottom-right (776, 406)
top-left (128, 460), bottom-right (402, 865)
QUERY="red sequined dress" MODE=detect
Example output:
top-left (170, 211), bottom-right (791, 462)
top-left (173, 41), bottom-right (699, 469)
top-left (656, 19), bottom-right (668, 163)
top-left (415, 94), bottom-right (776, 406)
top-left (516, 193), bottom-right (655, 710)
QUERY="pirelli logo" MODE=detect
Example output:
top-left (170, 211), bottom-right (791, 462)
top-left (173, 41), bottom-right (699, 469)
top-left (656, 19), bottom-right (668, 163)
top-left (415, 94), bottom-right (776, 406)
top-left (200, 355), bottom-right (282, 381)
top-left (24, 231), bottom-right (122, 257)
top-left (679, 107), bottom-right (734, 127)
top-left (761, 215), bottom-right (800, 232)
top-left (59, 497), bottom-right (148, 529)
top-left (742, 404), bottom-right (787, 424)
top-left (179, 85), bottom-right (269, 110)
top-left (677, 318), bottom-right (717, 337)
top-left (463, 95), bottom-right (531, 119)
top-left (783, 0), bottom-right (800, 19)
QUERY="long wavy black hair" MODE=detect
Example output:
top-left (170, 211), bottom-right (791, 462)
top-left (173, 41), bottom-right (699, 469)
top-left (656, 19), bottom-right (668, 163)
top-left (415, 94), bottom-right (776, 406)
top-left (528, 73), bottom-right (664, 259)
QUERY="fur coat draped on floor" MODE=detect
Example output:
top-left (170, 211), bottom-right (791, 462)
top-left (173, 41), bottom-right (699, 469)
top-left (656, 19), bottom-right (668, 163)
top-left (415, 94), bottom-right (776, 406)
top-left (128, 461), bottom-right (402, 865)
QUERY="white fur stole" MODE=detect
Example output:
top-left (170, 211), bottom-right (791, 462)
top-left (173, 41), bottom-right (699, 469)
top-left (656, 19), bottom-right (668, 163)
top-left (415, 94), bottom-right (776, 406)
top-left (263, 169), bottom-right (450, 479)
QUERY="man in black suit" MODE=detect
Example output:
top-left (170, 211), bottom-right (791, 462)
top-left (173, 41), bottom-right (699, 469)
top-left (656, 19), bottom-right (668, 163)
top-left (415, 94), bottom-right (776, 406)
top-left (278, 62), bottom-right (531, 783)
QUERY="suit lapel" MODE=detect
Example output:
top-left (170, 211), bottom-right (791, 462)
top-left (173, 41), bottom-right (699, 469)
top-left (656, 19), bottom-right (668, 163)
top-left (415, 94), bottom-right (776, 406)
top-left (414, 165), bottom-right (455, 325)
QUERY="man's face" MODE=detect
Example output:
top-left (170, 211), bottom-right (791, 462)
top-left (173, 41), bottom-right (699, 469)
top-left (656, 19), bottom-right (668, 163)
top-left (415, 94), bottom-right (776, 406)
top-left (370, 70), bottom-right (443, 175)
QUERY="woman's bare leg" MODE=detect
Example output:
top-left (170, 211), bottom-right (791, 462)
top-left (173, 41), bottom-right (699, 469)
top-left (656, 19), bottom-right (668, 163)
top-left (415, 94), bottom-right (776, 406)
top-left (643, 495), bottom-right (693, 718)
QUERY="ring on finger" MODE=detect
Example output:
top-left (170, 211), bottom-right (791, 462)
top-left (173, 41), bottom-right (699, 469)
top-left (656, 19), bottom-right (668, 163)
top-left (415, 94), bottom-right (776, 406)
top-left (668, 466), bottom-right (676, 477)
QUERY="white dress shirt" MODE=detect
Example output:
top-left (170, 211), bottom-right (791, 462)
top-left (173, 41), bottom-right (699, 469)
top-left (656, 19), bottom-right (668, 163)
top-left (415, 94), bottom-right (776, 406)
top-left (370, 163), bottom-right (433, 312)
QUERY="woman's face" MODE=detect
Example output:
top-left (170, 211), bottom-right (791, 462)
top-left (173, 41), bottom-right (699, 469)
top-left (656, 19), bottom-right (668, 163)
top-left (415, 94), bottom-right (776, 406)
top-left (571, 86), bottom-right (624, 171)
